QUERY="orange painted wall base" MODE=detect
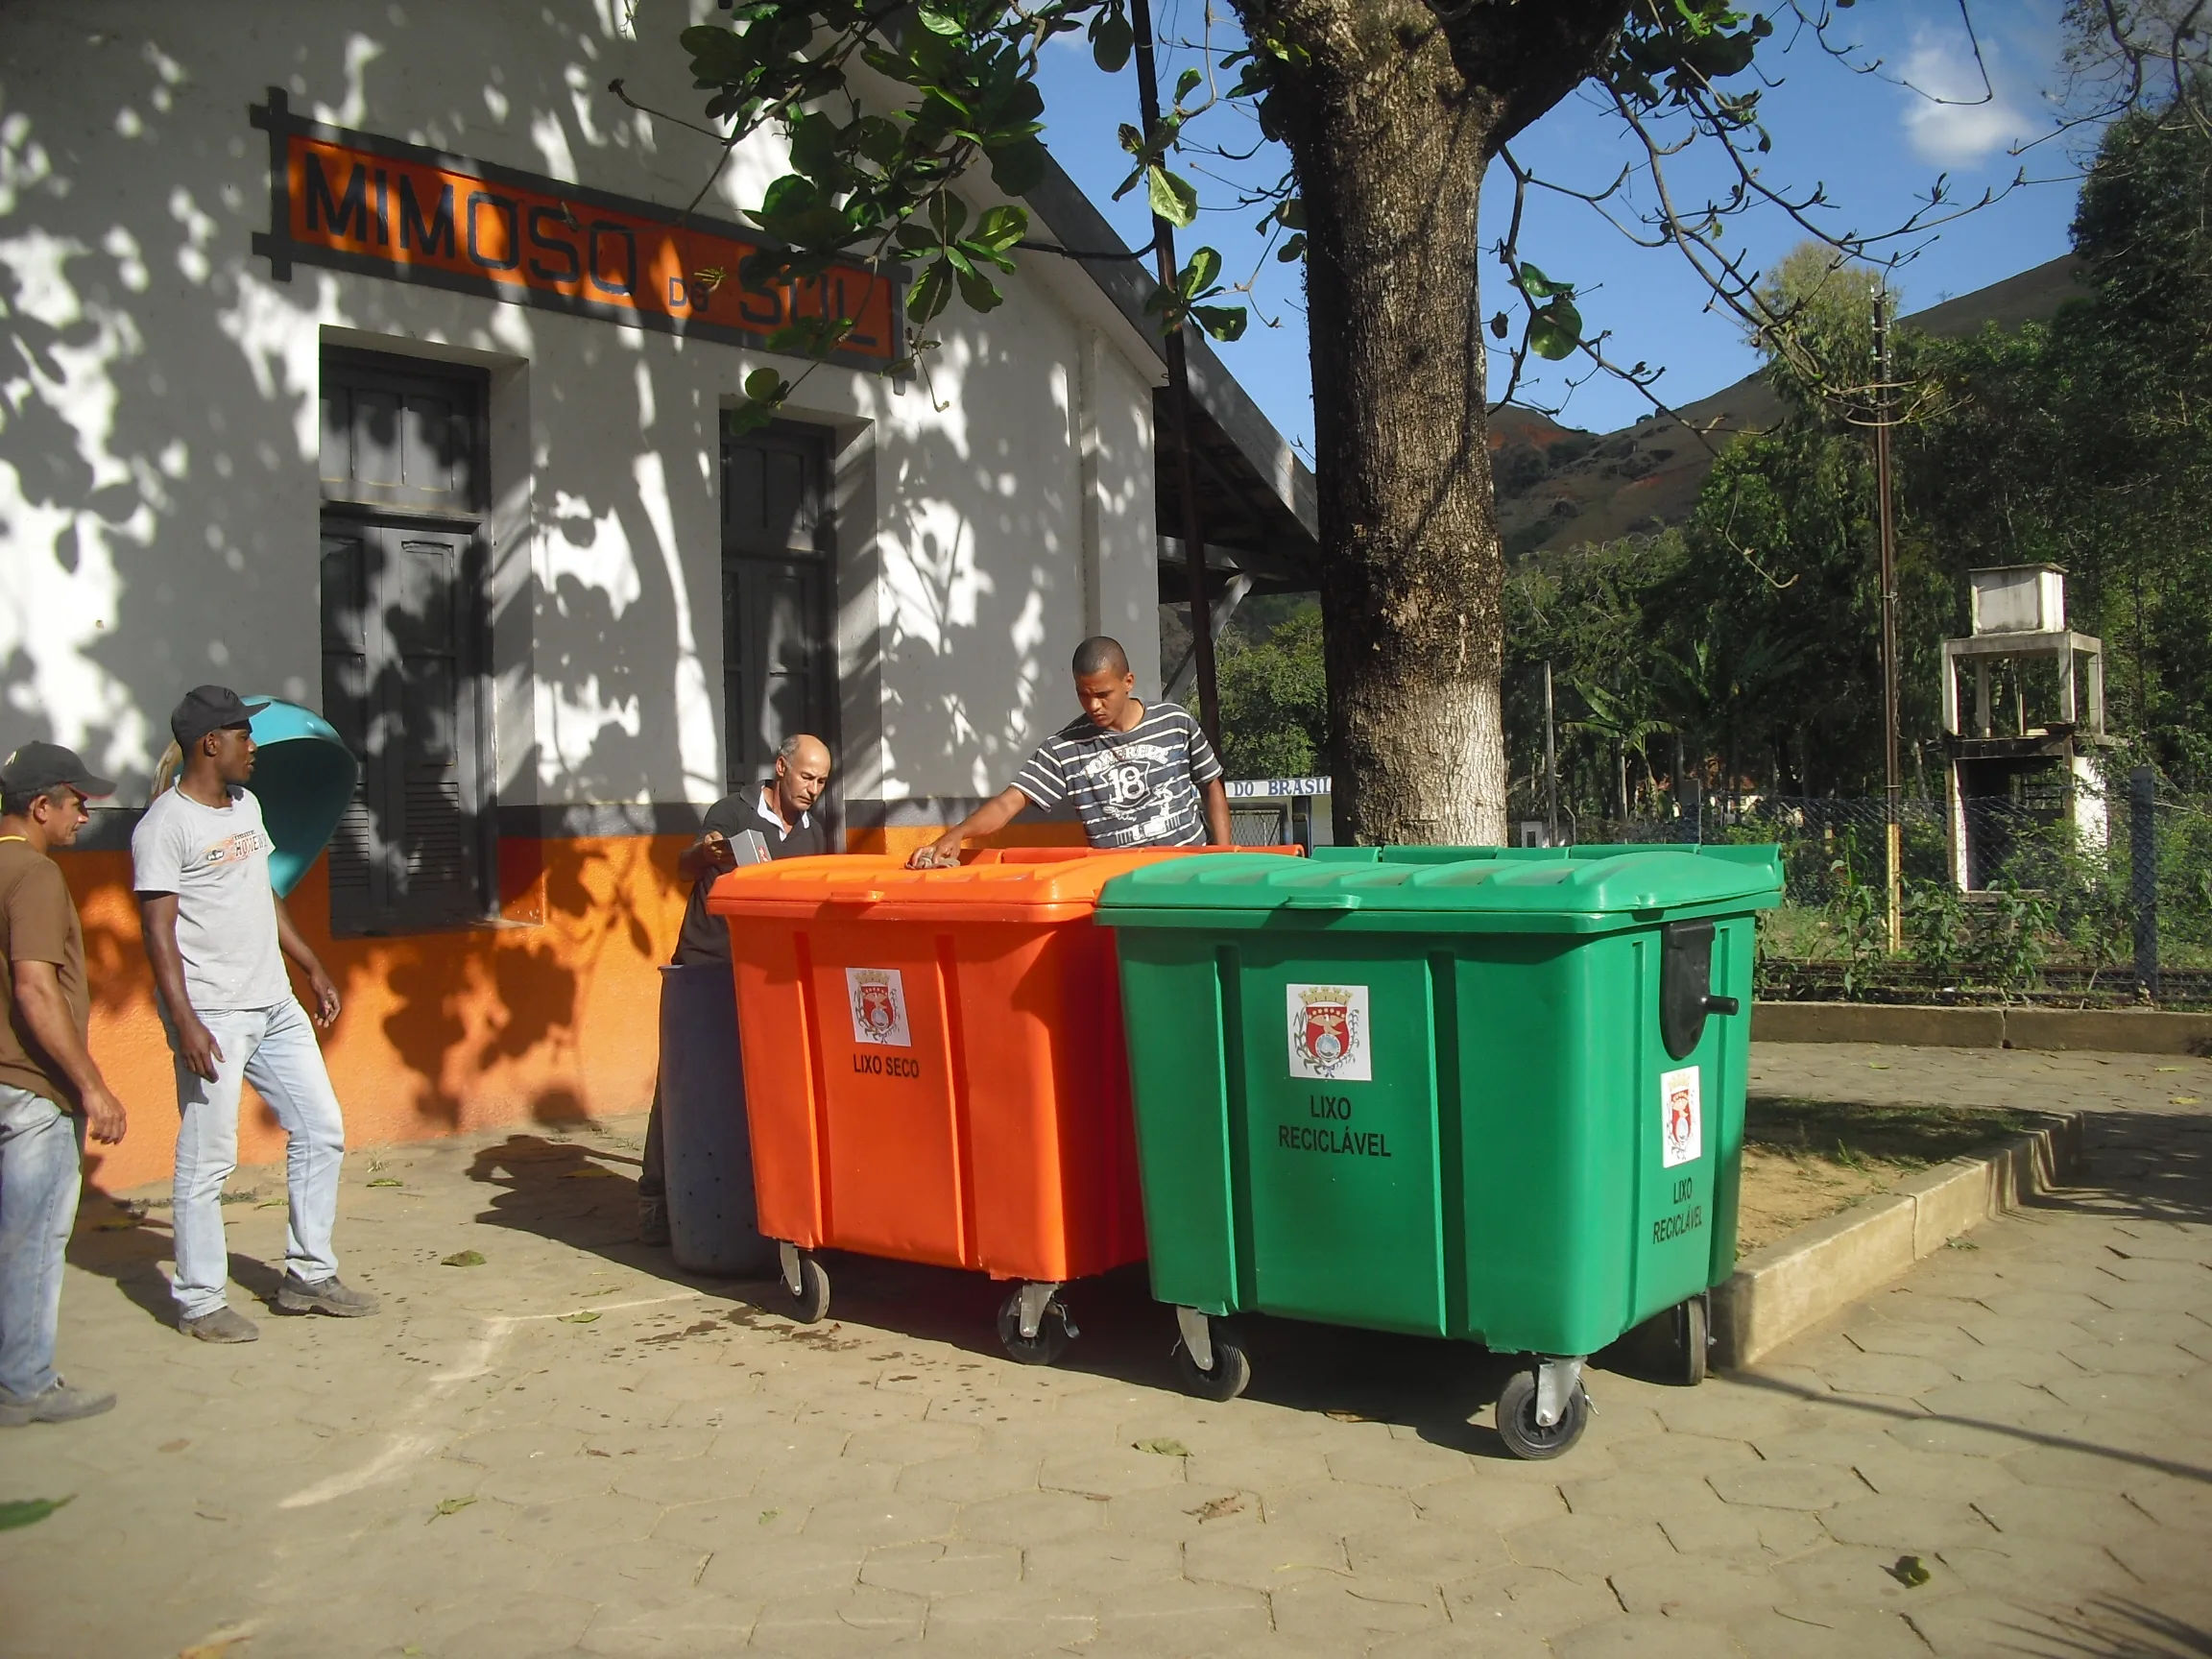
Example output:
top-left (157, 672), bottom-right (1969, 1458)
top-left (57, 821), bottom-right (1089, 1192)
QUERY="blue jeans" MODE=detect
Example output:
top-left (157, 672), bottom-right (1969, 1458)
top-left (167, 998), bottom-right (347, 1319)
top-left (0, 1084), bottom-right (84, 1399)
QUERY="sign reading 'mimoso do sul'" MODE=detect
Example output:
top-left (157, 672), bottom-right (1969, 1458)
top-left (250, 89), bottom-right (899, 364)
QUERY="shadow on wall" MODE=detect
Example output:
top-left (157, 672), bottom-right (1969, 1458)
top-left (62, 836), bottom-right (681, 1192)
top-left (2, 0), bottom-right (1146, 1181)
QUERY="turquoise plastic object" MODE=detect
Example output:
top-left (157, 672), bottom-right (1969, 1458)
top-left (245, 698), bottom-right (359, 899)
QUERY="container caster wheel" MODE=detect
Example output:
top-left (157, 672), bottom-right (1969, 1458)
top-left (1495, 1361), bottom-right (1590, 1461)
top-left (1172, 1308), bottom-right (1251, 1402)
top-left (776, 1242), bottom-right (830, 1324)
top-left (997, 1285), bottom-right (1075, 1366)
top-left (1673, 1293), bottom-right (1711, 1387)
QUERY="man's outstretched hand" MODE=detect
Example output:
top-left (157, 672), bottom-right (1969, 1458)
top-left (906, 834), bottom-right (964, 870)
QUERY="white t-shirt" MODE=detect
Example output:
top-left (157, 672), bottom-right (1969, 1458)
top-left (131, 786), bottom-right (292, 1012)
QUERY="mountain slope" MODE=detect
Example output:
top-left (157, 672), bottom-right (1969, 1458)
top-left (1492, 255), bottom-right (2083, 560)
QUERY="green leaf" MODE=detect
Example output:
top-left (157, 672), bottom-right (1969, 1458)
top-left (927, 192), bottom-right (970, 243)
top-left (970, 204), bottom-right (1028, 252)
top-left (915, 3), bottom-right (964, 36)
top-left (1147, 166), bottom-right (1198, 228)
top-left (1520, 261), bottom-right (1571, 301)
top-left (759, 174), bottom-right (824, 221)
top-left (1192, 304), bottom-right (1247, 343)
top-left (1489, 311), bottom-right (1510, 338)
top-left (920, 84), bottom-right (975, 127)
top-left (429, 1495), bottom-right (477, 1521)
top-left (1092, 14), bottom-right (1133, 73)
top-left (955, 264), bottom-right (1003, 312)
top-left (1132, 1436), bottom-right (1190, 1456)
top-left (367, 1177), bottom-right (403, 1189)
top-left (986, 136), bottom-right (1046, 197)
top-left (1175, 66), bottom-right (1204, 104)
top-left (1276, 233), bottom-right (1306, 263)
top-left (997, 81), bottom-right (1046, 127)
top-left (1178, 245), bottom-right (1222, 298)
top-left (0, 1496), bottom-right (72, 1531)
top-left (558, 1310), bottom-right (601, 1324)
top-left (440, 1249), bottom-right (485, 1268)
top-left (680, 25), bottom-right (753, 84)
top-left (727, 398), bottom-right (778, 437)
top-left (854, 116), bottom-right (902, 167)
top-left (1527, 297), bottom-right (1583, 360)
top-left (906, 259), bottom-right (953, 325)
top-left (744, 367), bottom-right (784, 402)
top-left (764, 321), bottom-right (832, 354)
top-left (1117, 122), bottom-right (1145, 157)
top-left (786, 112), bottom-right (842, 184)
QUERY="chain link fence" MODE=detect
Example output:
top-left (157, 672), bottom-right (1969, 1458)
top-left (1562, 789), bottom-right (2212, 1008)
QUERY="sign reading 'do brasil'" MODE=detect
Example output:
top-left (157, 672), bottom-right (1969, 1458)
top-left (847, 968), bottom-right (912, 1048)
top-left (1286, 982), bottom-right (1370, 1083)
top-left (249, 91), bottom-right (898, 364)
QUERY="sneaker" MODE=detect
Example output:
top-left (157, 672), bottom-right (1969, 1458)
top-left (180, 1306), bottom-right (259, 1344)
top-left (637, 1195), bottom-right (670, 1247)
top-left (275, 1274), bottom-right (378, 1317)
top-left (0, 1379), bottom-right (118, 1427)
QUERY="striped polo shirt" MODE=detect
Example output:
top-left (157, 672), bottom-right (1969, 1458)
top-left (1012, 703), bottom-right (1224, 850)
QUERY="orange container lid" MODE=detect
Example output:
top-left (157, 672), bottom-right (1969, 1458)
top-left (708, 847), bottom-right (1291, 924)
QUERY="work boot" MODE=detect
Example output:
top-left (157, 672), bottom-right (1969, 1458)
top-left (276, 1274), bottom-right (379, 1317)
top-left (637, 1195), bottom-right (670, 1246)
top-left (180, 1306), bottom-right (259, 1344)
top-left (0, 1378), bottom-right (118, 1427)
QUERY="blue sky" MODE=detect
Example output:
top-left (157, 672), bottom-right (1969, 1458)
top-left (1032, 0), bottom-right (2081, 454)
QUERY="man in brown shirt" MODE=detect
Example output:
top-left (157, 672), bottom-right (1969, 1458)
top-left (1, 741), bottom-right (130, 1425)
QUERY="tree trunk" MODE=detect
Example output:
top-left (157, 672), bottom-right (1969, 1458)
top-left (1262, 0), bottom-right (1629, 845)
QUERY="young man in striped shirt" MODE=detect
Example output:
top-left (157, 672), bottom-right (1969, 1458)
top-left (909, 637), bottom-right (1231, 867)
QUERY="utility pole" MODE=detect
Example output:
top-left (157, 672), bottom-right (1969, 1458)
top-left (1130, 0), bottom-right (1220, 747)
top-left (1873, 287), bottom-right (1904, 952)
top-left (1542, 660), bottom-right (1559, 847)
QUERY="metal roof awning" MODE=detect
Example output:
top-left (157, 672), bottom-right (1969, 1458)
top-left (1023, 156), bottom-right (1320, 600)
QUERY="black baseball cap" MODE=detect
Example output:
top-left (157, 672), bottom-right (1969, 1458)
top-left (1, 740), bottom-right (116, 802)
top-left (171, 685), bottom-right (269, 748)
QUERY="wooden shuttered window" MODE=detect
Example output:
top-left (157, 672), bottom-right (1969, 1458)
top-left (722, 422), bottom-right (836, 794)
top-left (319, 353), bottom-right (488, 934)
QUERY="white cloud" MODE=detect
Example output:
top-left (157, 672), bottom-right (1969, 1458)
top-left (1901, 26), bottom-right (2037, 165)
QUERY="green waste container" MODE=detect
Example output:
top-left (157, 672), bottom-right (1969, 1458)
top-left (1095, 844), bottom-right (1783, 1458)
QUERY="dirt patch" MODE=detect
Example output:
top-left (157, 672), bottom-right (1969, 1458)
top-left (1736, 1096), bottom-right (2040, 1255)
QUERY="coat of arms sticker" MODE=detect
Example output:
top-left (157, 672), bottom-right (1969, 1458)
top-left (1659, 1065), bottom-right (1702, 1167)
top-left (846, 967), bottom-right (912, 1047)
top-left (1286, 983), bottom-right (1371, 1082)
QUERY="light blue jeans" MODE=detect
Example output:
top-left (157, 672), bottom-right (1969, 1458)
top-left (0, 1084), bottom-right (84, 1399)
top-left (167, 998), bottom-right (347, 1319)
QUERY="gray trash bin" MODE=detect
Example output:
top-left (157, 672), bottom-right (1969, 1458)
top-left (658, 963), bottom-right (775, 1277)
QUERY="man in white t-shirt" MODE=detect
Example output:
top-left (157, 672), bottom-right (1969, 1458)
top-left (132, 686), bottom-right (376, 1343)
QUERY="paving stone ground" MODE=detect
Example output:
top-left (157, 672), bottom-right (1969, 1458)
top-left (3, 1043), bottom-right (2208, 1658)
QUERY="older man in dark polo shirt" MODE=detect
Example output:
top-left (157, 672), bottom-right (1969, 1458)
top-left (0, 742), bottom-right (130, 1426)
top-left (637, 733), bottom-right (833, 1243)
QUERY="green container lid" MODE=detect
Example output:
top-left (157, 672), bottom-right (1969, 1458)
top-left (1096, 845), bottom-right (1782, 933)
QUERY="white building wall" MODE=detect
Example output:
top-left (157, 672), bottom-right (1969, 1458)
top-left (0, 0), bottom-right (1164, 825)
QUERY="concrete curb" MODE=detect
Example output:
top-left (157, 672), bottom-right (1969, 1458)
top-left (1754, 1000), bottom-right (2212, 1054)
top-left (1712, 1112), bottom-right (2083, 1370)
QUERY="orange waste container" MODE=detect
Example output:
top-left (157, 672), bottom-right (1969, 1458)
top-left (708, 847), bottom-right (1282, 1363)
